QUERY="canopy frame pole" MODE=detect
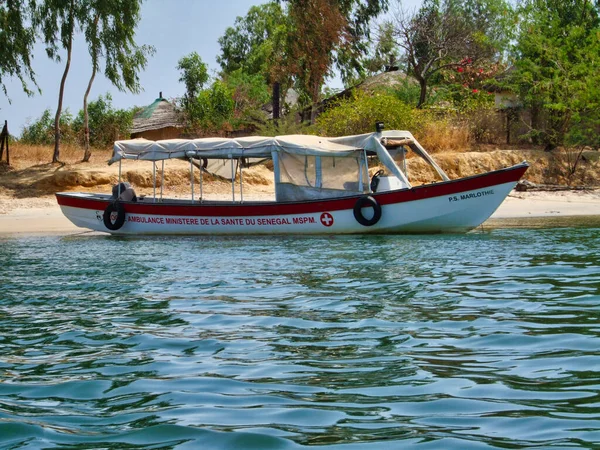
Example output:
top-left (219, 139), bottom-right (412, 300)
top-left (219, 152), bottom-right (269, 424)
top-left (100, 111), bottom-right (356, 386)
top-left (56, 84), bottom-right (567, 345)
top-left (190, 158), bottom-right (195, 203)
top-left (272, 151), bottom-right (281, 202)
top-left (230, 154), bottom-right (235, 202)
top-left (239, 156), bottom-right (244, 203)
top-left (118, 160), bottom-right (122, 197)
top-left (153, 161), bottom-right (157, 203)
top-left (363, 150), bottom-right (370, 193)
top-left (160, 160), bottom-right (164, 201)
top-left (200, 163), bottom-right (204, 203)
top-left (358, 156), bottom-right (364, 192)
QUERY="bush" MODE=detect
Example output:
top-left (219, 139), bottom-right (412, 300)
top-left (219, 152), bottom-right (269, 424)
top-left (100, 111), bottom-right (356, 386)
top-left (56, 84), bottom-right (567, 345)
top-left (73, 94), bottom-right (134, 148)
top-left (311, 90), bottom-right (472, 152)
top-left (21, 109), bottom-right (78, 146)
top-left (312, 90), bottom-right (425, 136)
top-left (185, 80), bottom-right (235, 133)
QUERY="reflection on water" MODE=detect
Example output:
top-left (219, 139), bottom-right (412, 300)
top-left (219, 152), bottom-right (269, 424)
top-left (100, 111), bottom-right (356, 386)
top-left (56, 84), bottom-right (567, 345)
top-left (1, 219), bottom-right (599, 448)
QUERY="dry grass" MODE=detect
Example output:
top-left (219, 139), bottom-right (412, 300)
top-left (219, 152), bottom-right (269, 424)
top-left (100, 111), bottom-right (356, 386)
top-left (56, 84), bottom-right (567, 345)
top-left (7, 143), bottom-right (113, 169)
top-left (416, 120), bottom-right (471, 153)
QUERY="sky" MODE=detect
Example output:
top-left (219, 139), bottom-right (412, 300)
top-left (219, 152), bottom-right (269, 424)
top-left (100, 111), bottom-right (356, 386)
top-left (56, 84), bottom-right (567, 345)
top-left (1, 0), bottom-right (422, 137)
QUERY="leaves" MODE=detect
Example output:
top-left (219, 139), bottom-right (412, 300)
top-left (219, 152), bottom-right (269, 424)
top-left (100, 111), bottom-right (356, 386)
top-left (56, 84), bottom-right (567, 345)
top-left (390, 0), bottom-right (514, 107)
top-left (177, 52), bottom-right (209, 104)
top-left (510, 0), bottom-right (600, 148)
top-left (0, 0), bottom-right (38, 98)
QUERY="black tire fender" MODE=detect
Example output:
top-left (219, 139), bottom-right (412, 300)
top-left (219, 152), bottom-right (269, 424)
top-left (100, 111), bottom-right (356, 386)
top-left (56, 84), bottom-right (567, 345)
top-left (103, 202), bottom-right (126, 231)
top-left (353, 195), bottom-right (382, 227)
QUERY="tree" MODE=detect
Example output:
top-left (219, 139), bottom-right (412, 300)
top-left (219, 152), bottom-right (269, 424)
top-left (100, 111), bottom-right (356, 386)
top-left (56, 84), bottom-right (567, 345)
top-left (389, 0), bottom-right (514, 107)
top-left (362, 21), bottom-right (401, 77)
top-left (177, 52), bottom-right (209, 112)
top-left (0, 0), bottom-right (38, 99)
top-left (218, 1), bottom-right (389, 121)
top-left (36, 0), bottom-right (152, 163)
top-left (36, 0), bottom-right (83, 163)
top-left (217, 3), bottom-right (288, 79)
top-left (510, 0), bottom-right (600, 149)
top-left (218, 3), bottom-right (289, 120)
top-left (191, 80), bottom-right (235, 133)
top-left (283, 0), bottom-right (389, 109)
top-left (223, 69), bottom-right (270, 124)
top-left (331, 0), bottom-right (391, 83)
top-left (286, 0), bottom-right (349, 119)
top-left (81, 0), bottom-right (154, 162)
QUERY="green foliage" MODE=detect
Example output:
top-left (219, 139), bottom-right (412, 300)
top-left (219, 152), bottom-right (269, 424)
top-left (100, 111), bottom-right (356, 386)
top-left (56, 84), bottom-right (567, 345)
top-left (323, 0), bottom-right (391, 84)
top-left (217, 2), bottom-right (288, 81)
top-left (219, 1), bottom-right (389, 108)
top-left (432, 83), bottom-right (495, 112)
top-left (510, 0), bottom-right (600, 148)
top-left (74, 93), bottom-right (133, 148)
top-left (392, 0), bottom-right (514, 107)
top-left (20, 95), bottom-right (133, 148)
top-left (362, 21), bottom-right (400, 77)
top-left (312, 90), bottom-right (425, 136)
top-left (177, 52), bottom-right (209, 104)
top-left (179, 64), bottom-right (271, 133)
top-left (391, 77), bottom-right (422, 106)
top-left (188, 80), bottom-right (235, 132)
top-left (224, 70), bottom-right (270, 123)
top-left (257, 110), bottom-right (311, 136)
top-left (21, 108), bottom-right (78, 145)
top-left (0, 0), bottom-right (37, 98)
top-left (86, 0), bottom-right (154, 94)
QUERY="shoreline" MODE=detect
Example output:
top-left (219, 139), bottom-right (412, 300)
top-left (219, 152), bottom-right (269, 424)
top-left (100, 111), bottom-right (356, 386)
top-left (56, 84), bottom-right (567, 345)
top-left (1, 190), bottom-right (599, 236)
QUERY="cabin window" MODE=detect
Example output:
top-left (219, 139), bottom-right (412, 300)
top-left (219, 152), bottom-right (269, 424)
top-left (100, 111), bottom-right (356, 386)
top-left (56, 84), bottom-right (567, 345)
top-left (275, 151), bottom-right (368, 201)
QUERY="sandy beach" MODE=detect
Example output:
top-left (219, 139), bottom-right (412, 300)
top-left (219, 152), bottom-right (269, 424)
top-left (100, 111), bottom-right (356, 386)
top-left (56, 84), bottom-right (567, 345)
top-left (1, 189), bottom-right (599, 236)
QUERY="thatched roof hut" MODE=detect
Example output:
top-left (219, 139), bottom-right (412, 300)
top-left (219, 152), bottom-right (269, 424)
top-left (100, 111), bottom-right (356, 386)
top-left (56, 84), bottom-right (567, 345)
top-left (131, 93), bottom-right (183, 140)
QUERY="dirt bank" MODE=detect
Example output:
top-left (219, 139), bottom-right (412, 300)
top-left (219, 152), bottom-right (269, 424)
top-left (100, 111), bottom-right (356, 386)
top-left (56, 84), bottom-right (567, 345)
top-left (1, 145), bottom-right (598, 218)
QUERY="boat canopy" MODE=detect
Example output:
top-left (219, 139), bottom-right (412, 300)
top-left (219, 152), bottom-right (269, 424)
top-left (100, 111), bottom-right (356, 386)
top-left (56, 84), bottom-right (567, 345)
top-left (110, 134), bottom-right (366, 163)
top-left (109, 131), bottom-right (450, 193)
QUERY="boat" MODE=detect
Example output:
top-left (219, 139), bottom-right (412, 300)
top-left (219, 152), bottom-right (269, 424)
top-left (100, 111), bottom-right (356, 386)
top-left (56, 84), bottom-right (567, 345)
top-left (56, 125), bottom-right (528, 235)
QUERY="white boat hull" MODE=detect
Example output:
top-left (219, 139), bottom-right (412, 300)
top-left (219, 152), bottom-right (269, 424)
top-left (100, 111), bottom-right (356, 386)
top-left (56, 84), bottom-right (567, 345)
top-left (56, 163), bottom-right (528, 235)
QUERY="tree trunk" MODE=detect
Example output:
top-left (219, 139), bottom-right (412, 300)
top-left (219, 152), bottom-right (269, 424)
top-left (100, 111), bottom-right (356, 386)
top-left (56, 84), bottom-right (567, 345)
top-left (417, 77), bottom-right (427, 109)
top-left (82, 65), bottom-right (97, 162)
top-left (82, 14), bottom-right (100, 163)
top-left (272, 82), bottom-right (280, 122)
top-left (309, 82), bottom-right (319, 124)
top-left (53, 6), bottom-right (74, 164)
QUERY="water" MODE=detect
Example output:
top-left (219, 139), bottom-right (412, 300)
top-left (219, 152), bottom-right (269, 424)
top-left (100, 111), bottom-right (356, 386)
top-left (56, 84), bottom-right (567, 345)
top-left (1, 219), bottom-right (600, 449)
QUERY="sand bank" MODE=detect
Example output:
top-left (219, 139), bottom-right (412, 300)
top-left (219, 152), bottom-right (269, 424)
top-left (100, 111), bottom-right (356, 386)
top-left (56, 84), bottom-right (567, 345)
top-left (0, 190), bottom-right (599, 236)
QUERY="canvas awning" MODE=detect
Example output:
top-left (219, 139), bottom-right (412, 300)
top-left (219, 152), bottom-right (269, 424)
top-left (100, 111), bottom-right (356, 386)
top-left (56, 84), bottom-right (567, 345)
top-left (109, 130), bottom-right (449, 183)
top-left (110, 134), bottom-right (367, 164)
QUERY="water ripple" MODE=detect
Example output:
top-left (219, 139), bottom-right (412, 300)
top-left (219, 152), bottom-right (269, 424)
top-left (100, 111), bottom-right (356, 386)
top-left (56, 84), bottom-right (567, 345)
top-left (1, 224), bottom-right (600, 448)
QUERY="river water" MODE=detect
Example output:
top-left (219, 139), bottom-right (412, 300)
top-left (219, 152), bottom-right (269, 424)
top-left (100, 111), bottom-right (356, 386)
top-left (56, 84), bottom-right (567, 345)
top-left (1, 218), bottom-right (599, 449)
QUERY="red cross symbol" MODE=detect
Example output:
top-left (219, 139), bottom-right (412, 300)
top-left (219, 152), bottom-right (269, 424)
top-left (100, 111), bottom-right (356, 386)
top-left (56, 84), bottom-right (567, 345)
top-left (320, 212), bottom-right (334, 227)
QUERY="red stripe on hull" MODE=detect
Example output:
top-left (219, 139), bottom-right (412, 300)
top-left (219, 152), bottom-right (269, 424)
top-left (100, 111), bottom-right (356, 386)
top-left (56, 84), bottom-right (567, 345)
top-left (56, 164), bottom-right (527, 217)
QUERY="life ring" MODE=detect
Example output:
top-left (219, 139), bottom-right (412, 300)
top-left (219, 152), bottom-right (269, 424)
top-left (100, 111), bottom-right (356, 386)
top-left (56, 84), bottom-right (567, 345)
top-left (103, 202), bottom-right (126, 230)
top-left (353, 195), bottom-right (382, 226)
